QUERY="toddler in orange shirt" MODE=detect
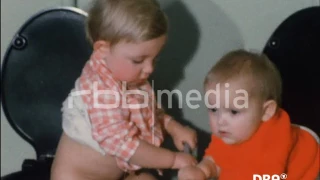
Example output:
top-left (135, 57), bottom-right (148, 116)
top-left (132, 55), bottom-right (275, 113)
top-left (178, 49), bottom-right (319, 180)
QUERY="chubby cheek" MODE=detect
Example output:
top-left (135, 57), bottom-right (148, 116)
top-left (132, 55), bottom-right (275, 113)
top-left (113, 63), bottom-right (140, 81)
top-left (209, 116), bottom-right (218, 135)
top-left (231, 122), bottom-right (254, 141)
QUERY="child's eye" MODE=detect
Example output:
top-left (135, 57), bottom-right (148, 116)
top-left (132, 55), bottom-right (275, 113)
top-left (231, 110), bottom-right (238, 115)
top-left (132, 59), bottom-right (144, 64)
top-left (209, 108), bottom-right (217, 113)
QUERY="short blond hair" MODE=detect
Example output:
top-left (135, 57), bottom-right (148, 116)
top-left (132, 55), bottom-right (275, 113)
top-left (86, 0), bottom-right (168, 45)
top-left (204, 49), bottom-right (282, 106)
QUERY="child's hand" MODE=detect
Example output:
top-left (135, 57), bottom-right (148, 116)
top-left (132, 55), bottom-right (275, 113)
top-left (178, 165), bottom-right (206, 180)
top-left (171, 152), bottom-right (197, 169)
top-left (168, 121), bottom-right (197, 151)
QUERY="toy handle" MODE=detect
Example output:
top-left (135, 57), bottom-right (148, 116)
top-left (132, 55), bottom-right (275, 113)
top-left (183, 142), bottom-right (192, 154)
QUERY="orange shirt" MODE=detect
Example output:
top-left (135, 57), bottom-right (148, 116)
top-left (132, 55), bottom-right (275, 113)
top-left (205, 109), bottom-right (319, 180)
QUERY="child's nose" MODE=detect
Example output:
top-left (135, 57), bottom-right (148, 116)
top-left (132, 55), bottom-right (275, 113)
top-left (217, 114), bottom-right (227, 126)
top-left (143, 62), bottom-right (154, 75)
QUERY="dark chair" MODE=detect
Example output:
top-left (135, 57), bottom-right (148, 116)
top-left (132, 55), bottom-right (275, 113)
top-left (262, 6), bottom-right (320, 138)
top-left (1, 7), bottom-right (92, 179)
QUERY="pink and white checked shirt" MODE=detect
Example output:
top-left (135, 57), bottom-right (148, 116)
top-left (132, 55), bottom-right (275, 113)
top-left (78, 50), bottom-right (172, 171)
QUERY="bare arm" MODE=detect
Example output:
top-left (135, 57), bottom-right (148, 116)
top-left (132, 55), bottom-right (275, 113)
top-left (165, 118), bottom-right (180, 135)
top-left (129, 140), bottom-right (197, 169)
top-left (155, 104), bottom-right (173, 132)
top-left (178, 156), bottom-right (219, 180)
top-left (154, 98), bottom-right (197, 151)
top-left (128, 140), bottom-right (175, 169)
top-left (197, 156), bottom-right (220, 178)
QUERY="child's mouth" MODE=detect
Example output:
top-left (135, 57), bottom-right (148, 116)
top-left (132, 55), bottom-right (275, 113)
top-left (219, 130), bottom-right (229, 137)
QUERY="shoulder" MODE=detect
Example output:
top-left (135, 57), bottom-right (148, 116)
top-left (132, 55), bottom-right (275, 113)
top-left (287, 124), bottom-right (319, 178)
top-left (297, 125), bottom-right (319, 144)
top-left (292, 124), bottom-right (319, 144)
top-left (290, 124), bottom-right (319, 156)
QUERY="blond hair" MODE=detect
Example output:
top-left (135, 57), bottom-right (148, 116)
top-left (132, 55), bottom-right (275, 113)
top-left (204, 49), bottom-right (282, 106)
top-left (86, 0), bottom-right (168, 46)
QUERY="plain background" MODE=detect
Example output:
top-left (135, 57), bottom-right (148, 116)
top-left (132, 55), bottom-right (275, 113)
top-left (1, 0), bottom-right (319, 177)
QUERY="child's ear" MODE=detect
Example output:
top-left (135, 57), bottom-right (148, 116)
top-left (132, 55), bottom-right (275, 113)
top-left (261, 100), bottom-right (277, 122)
top-left (93, 40), bottom-right (111, 52)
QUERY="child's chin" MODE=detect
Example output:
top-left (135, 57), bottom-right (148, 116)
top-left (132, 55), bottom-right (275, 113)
top-left (221, 137), bottom-right (238, 145)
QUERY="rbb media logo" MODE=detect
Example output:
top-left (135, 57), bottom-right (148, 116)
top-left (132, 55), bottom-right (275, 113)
top-left (253, 173), bottom-right (287, 180)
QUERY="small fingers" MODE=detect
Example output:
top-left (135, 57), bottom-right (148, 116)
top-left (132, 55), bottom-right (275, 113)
top-left (190, 139), bottom-right (197, 150)
top-left (183, 142), bottom-right (192, 154)
top-left (185, 137), bottom-right (197, 150)
top-left (176, 141), bottom-right (185, 151)
top-left (186, 127), bottom-right (198, 149)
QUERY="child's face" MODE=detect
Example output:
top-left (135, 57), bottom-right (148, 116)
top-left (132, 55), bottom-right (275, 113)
top-left (103, 35), bottom-right (166, 86)
top-left (205, 80), bottom-right (265, 145)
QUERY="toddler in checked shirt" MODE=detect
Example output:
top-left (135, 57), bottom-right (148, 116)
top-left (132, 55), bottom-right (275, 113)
top-left (50, 0), bottom-right (197, 180)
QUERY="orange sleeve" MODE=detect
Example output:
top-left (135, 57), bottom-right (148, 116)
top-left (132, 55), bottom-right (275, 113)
top-left (286, 128), bottom-right (320, 179)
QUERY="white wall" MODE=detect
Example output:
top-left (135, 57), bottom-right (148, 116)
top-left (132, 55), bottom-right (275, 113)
top-left (0, 0), bottom-right (76, 176)
top-left (1, 0), bottom-right (318, 177)
top-left (161, 0), bottom-right (319, 133)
